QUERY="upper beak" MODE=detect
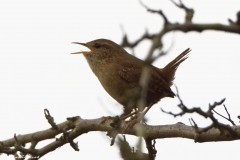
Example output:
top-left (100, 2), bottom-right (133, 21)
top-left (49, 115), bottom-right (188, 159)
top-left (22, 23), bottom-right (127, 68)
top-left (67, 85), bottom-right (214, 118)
top-left (71, 42), bottom-right (91, 54)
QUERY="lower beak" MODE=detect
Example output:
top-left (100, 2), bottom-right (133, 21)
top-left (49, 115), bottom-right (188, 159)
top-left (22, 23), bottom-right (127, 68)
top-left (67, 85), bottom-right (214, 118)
top-left (71, 42), bottom-right (91, 54)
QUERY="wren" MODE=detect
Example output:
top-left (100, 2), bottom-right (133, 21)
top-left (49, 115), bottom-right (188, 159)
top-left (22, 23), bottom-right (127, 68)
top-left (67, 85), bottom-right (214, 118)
top-left (72, 39), bottom-right (190, 119)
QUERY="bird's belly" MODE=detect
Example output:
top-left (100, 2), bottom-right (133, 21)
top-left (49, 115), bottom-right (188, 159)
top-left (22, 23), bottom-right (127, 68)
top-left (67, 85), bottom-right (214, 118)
top-left (100, 77), bottom-right (162, 111)
top-left (98, 74), bottom-right (139, 106)
top-left (94, 67), bottom-right (169, 110)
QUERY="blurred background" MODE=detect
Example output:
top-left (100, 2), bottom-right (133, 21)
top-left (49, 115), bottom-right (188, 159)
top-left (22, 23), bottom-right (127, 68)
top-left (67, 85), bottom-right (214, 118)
top-left (0, 0), bottom-right (240, 159)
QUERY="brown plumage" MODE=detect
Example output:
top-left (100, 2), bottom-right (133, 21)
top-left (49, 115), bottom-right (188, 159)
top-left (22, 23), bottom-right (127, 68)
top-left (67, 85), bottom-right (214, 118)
top-left (72, 39), bottom-right (190, 117)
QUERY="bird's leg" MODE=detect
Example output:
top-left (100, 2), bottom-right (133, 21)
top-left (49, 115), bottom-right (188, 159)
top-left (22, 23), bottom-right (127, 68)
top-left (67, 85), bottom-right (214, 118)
top-left (101, 110), bottom-right (139, 125)
top-left (120, 110), bottom-right (139, 120)
top-left (137, 103), bottom-right (154, 121)
top-left (125, 103), bottom-right (154, 130)
top-left (101, 109), bottom-right (139, 125)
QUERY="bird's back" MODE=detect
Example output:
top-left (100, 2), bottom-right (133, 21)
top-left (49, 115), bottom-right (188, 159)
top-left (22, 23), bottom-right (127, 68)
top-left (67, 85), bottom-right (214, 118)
top-left (116, 48), bottom-right (191, 109)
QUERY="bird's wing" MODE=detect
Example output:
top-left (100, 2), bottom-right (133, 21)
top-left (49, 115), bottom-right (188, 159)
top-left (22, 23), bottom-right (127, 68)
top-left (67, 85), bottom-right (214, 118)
top-left (117, 62), bottom-right (141, 83)
top-left (117, 62), bottom-right (175, 97)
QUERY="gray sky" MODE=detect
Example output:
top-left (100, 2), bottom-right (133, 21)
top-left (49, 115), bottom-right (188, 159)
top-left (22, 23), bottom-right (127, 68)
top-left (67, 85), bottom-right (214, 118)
top-left (0, 0), bottom-right (240, 159)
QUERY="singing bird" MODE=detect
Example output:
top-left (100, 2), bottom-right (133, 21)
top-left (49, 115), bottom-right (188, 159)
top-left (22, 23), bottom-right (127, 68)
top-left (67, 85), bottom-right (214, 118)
top-left (72, 39), bottom-right (190, 123)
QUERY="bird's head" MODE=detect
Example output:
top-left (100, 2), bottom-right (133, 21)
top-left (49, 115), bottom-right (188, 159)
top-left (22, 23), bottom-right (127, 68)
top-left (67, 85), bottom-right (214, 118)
top-left (72, 39), bottom-right (126, 59)
top-left (72, 39), bottom-right (131, 73)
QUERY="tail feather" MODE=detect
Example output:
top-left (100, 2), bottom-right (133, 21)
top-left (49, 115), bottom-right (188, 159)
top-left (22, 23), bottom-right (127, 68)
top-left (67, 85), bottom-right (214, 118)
top-left (161, 48), bottom-right (191, 86)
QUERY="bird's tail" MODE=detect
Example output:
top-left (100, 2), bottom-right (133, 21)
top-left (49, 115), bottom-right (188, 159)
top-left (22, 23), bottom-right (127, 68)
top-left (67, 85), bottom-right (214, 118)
top-left (160, 48), bottom-right (191, 86)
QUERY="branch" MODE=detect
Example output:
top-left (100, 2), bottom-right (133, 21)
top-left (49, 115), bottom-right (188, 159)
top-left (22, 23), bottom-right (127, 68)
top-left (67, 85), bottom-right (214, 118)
top-left (1, 116), bottom-right (82, 158)
top-left (213, 104), bottom-right (236, 126)
top-left (170, 0), bottom-right (194, 22)
top-left (1, 112), bottom-right (240, 159)
top-left (144, 138), bottom-right (156, 160)
top-left (2, 117), bottom-right (240, 147)
top-left (121, 29), bottom-right (155, 49)
top-left (121, 2), bottom-right (240, 52)
top-left (161, 85), bottom-right (239, 139)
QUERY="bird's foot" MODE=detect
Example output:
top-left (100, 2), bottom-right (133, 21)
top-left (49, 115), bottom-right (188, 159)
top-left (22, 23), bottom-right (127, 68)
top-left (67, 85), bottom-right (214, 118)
top-left (110, 116), bottom-right (121, 128)
top-left (100, 116), bottom-right (113, 124)
top-left (125, 117), bottom-right (141, 130)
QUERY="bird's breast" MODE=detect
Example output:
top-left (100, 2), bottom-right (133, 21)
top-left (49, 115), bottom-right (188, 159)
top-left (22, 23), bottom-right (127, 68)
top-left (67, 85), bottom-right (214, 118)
top-left (85, 58), bottom-right (139, 105)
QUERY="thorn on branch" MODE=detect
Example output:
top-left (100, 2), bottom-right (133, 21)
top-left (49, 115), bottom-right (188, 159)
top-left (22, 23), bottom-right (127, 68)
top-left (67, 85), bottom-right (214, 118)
top-left (228, 11), bottom-right (240, 27)
top-left (69, 140), bottom-right (79, 151)
top-left (66, 116), bottom-right (80, 122)
top-left (44, 109), bottom-right (58, 130)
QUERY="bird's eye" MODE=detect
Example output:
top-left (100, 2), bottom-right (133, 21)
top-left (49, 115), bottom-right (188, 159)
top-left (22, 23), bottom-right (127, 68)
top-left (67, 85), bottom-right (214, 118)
top-left (94, 43), bottom-right (101, 48)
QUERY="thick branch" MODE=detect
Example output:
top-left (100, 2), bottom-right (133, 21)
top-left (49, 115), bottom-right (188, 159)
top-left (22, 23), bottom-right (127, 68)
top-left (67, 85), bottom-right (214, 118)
top-left (166, 23), bottom-right (240, 34)
top-left (2, 117), bottom-right (240, 148)
top-left (121, 3), bottom-right (240, 51)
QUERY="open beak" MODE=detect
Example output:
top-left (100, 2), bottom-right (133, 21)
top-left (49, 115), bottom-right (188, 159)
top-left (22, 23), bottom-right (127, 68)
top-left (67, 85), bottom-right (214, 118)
top-left (71, 42), bottom-right (91, 54)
